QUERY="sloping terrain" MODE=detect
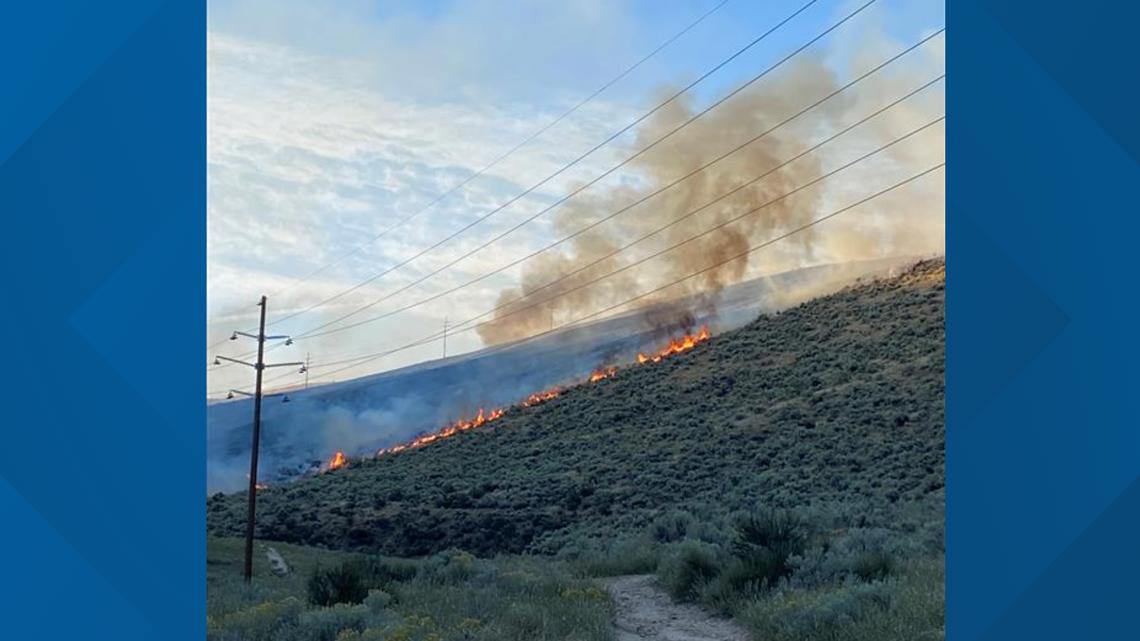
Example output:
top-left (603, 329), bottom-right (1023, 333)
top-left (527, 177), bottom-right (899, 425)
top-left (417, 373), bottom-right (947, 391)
top-left (207, 259), bottom-right (944, 558)
top-left (206, 259), bottom-right (904, 493)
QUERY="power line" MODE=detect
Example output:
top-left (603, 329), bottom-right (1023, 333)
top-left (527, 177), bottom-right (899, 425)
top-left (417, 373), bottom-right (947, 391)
top-left (227, 93), bottom-right (944, 393)
top-left (205, 0), bottom-right (827, 365)
top-left (449, 117), bottom-right (945, 338)
top-left (302, 115), bottom-right (943, 376)
top-left (254, 0), bottom-right (843, 334)
top-left (250, 41), bottom-right (946, 378)
top-left (204, 0), bottom-right (733, 354)
top-left (262, 0), bottom-right (731, 301)
top-left (460, 100), bottom-right (945, 341)
top-left (308, 162), bottom-right (944, 386)
top-left (290, 143), bottom-right (944, 387)
top-left (276, 0), bottom-right (877, 342)
top-left (290, 33), bottom-right (945, 342)
top-left (262, 96), bottom-right (944, 381)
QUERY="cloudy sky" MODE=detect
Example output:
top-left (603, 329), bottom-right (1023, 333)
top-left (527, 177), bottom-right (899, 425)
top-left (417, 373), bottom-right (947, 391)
top-left (206, 0), bottom-right (944, 397)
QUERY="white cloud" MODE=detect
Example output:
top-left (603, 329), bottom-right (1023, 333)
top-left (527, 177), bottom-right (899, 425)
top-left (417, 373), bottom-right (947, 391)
top-left (206, 1), bottom-right (946, 395)
top-left (206, 26), bottom-right (649, 392)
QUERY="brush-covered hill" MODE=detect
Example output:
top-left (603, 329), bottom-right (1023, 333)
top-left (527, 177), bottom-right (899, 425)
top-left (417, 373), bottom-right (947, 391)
top-left (206, 258), bottom-right (903, 493)
top-left (207, 259), bottom-right (945, 558)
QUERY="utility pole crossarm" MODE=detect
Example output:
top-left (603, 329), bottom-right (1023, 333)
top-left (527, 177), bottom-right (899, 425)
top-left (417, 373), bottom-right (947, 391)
top-left (215, 355), bottom-right (256, 368)
top-left (232, 330), bottom-right (292, 344)
top-left (223, 295), bottom-right (304, 584)
top-left (228, 388), bottom-right (291, 402)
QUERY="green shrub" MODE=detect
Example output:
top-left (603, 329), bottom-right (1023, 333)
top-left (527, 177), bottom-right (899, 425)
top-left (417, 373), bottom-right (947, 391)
top-left (742, 582), bottom-right (893, 640)
top-left (789, 528), bottom-right (902, 589)
top-left (658, 540), bottom-right (722, 601)
top-left (307, 562), bottom-right (370, 606)
top-left (568, 536), bottom-right (660, 577)
top-left (362, 589), bottom-right (392, 614)
top-left (207, 538), bottom-right (615, 641)
top-left (732, 510), bottom-right (806, 556)
top-left (361, 556), bottom-right (418, 585)
top-left (650, 510), bottom-right (697, 543)
top-left (725, 510), bottom-right (806, 592)
top-left (499, 602), bottom-right (547, 639)
top-left (419, 549), bottom-right (478, 584)
top-left (207, 597), bottom-right (304, 641)
top-left (305, 555), bottom-right (420, 608)
top-left (739, 558), bottom-right (944, 641)
top-left (852, 550), bottom-right (894, 582)
top-left (297, 603), bottom-right (371, 641)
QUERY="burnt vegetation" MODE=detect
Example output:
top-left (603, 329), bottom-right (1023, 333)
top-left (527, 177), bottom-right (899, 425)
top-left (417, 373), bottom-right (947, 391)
top-left (208, 260), bottom-right (944, 560)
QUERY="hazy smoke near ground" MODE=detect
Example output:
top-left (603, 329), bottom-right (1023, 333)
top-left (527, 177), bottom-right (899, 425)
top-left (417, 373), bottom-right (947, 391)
top-left (207, 257), bottom-right (900, 492)
top-left (477, 34), bottom-right (945, 345)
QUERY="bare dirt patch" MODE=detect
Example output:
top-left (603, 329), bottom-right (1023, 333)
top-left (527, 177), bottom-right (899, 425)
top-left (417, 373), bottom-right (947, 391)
top-left (604, 575), bottom-right (750, 641)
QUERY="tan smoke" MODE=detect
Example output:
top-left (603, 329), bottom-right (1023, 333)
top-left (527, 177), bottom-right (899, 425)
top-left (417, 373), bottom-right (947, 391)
top-left (477, 33), bottom-right (944, 346)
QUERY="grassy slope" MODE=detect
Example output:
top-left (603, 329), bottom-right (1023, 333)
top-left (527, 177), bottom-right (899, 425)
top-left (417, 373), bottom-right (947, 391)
top-left (207, 537), bottom-right (613, 641)
top-left (207, 260), bottom-right (945, 558)
top-left (208, 537), bottom-right (360, 618)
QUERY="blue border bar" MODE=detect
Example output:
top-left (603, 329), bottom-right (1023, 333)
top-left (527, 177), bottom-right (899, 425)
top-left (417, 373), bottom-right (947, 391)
top-left (949, 1), bottom-right (1140, 639)
top-left (1, 2), bottom-right (204, 639)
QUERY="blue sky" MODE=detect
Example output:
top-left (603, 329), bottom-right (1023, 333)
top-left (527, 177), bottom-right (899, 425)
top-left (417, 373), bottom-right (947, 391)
top-left (206, 0), bottom-right (944, 396)
top-left (208, 0), bottom-right (941, 105)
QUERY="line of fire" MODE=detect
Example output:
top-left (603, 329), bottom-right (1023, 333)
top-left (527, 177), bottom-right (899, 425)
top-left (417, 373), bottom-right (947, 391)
top-left (319, 325), bottom-right (713, 473)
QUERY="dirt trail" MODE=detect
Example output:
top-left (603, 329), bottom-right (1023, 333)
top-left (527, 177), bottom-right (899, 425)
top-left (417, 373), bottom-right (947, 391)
top-left (604, 575), bottom-right (751, 641)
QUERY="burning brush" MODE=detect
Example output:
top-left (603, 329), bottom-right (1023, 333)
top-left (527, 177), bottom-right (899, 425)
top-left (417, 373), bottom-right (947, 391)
top-left (322, 325), bottom-right (712, 469)
top-left (637, 325), bottom-right (711, 364)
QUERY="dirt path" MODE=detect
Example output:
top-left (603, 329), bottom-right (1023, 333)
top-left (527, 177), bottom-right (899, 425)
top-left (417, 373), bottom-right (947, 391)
top-left (604, 575), bottom-right (751, 641)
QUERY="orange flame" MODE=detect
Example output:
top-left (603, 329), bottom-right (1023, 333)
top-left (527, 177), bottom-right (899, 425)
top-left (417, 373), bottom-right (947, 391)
top-left (355, 326), bottom-right (713, 460)
top-left (589, 366), bottom-right (618, 382)
top-left (327, 450), bottom-right (347, 471)
top-left (523, 388), bottom-right (561, 407)
top-left (637, 325), bottom-right (711, 364)
top-left (378, 407), bottom-right (507, 456)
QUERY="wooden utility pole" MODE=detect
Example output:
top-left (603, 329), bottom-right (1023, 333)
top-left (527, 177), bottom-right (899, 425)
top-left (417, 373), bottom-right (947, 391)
top-left (213, 296), bottom-right (304, 584)
top-left (243, 295), bottom-right (268, 584)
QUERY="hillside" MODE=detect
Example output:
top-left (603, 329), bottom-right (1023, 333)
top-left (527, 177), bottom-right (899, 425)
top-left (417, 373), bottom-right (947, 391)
top-left (206, 258), bottom-right (905, 492)
top-left (207, 259), bottom-right (945, 558)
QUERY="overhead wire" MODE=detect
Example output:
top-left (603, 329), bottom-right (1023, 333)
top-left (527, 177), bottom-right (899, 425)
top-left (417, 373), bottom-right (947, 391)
top-left (291, 31), bottom-right (945, 342)
top-left (273, 110), bottom-right (945, 389)
top-left (251, 0), bottom-right (844, 335)
top-left (301, 160), bottom-right (945, 387)
top-left (275, 0), bottom-right (878, 342)
top-left (204, 0), bottom-right (733, 354)
top-left (211, 4), bottom-right (950, 400)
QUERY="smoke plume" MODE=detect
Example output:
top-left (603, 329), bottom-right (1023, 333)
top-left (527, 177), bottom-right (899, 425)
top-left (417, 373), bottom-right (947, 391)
top-left (478, 34), bottom-right (944, 345)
